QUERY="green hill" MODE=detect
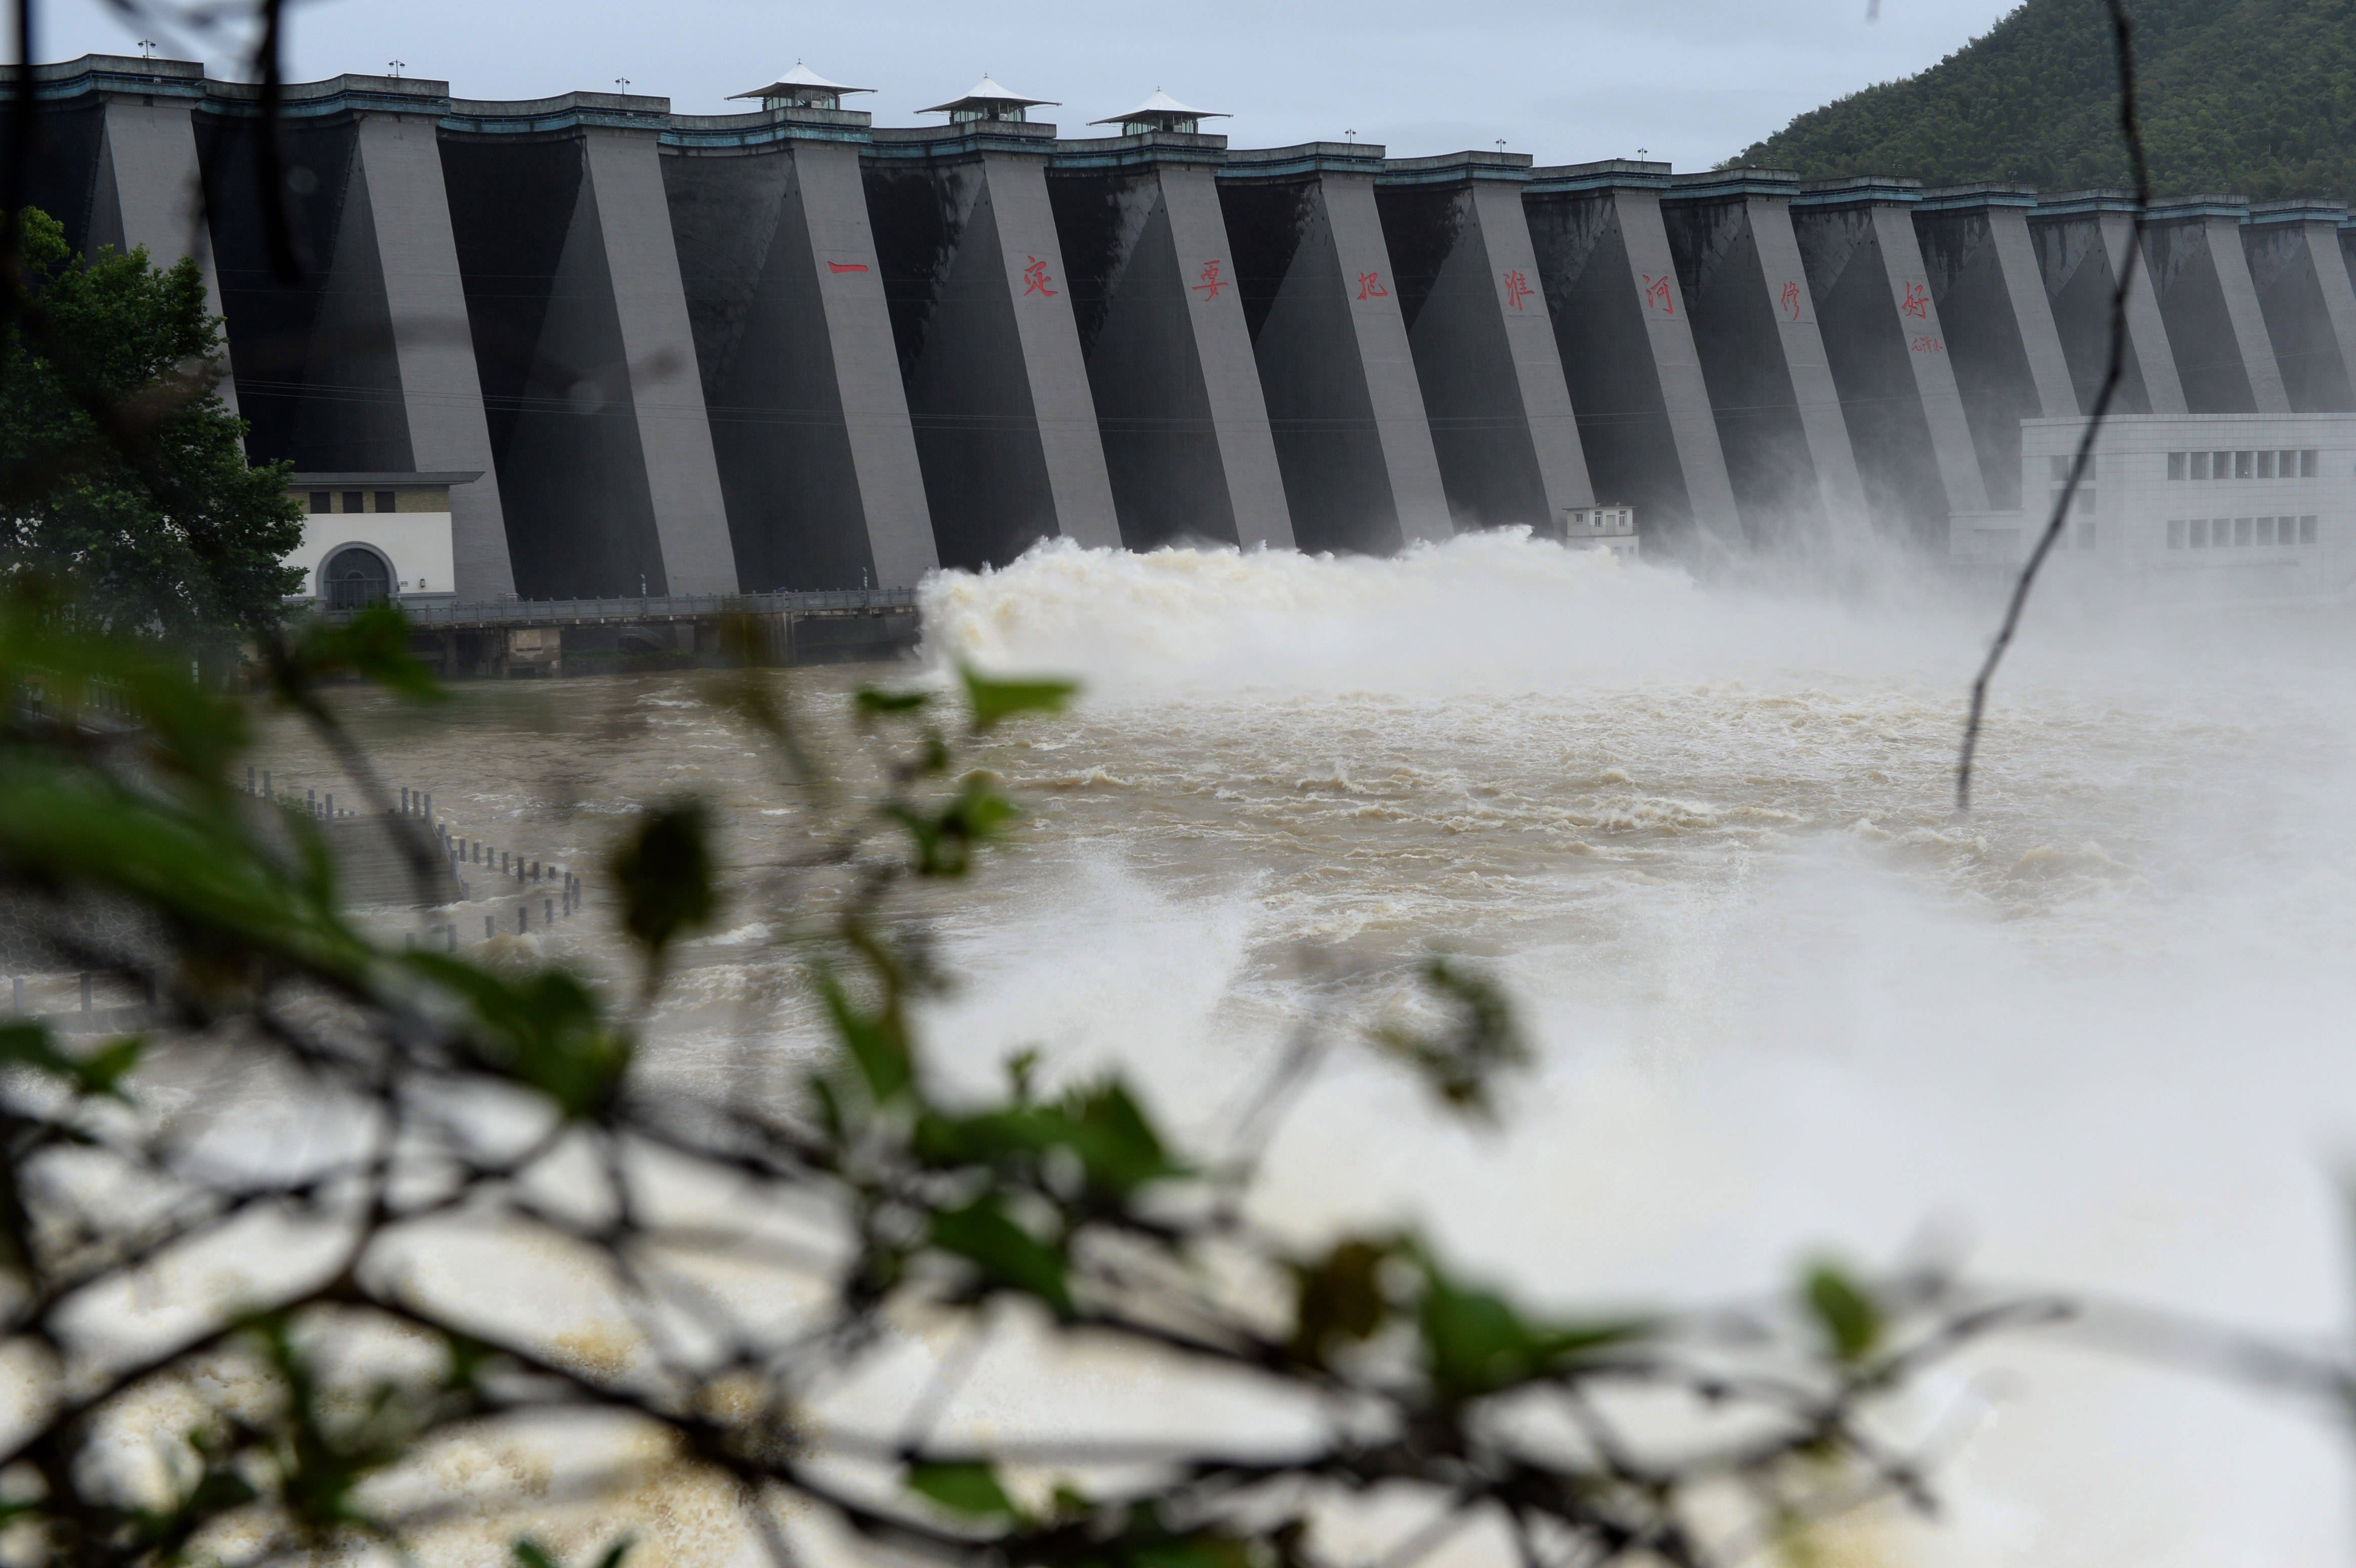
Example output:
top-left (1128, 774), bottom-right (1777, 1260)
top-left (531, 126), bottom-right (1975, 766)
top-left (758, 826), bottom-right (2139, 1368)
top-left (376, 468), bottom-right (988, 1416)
top-left (1734, 0), bottom-right (2356, 201)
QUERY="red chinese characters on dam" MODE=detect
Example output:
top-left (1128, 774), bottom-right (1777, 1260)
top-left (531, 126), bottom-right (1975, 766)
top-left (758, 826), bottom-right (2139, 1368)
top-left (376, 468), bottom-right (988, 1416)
top-left (1502, 268), bottom-right (1534, 311)
top-left (827, 261), bottom-right (868, 274)
top-left (1022, 256), bottom-right (1058, 297)
top-left (1910, 335), bottom-right (1945, 354)
top-left (1191, 259), bottom-right (1230, 301)
top-left (1640, 273), bottom-right (1674, 317)
top-left (1900, 281), bottom-right (1930, 320)
top-left (1356, 270), bottom-right (1388, 300)
top-left (1780, 280), bottom-right (1805, 323)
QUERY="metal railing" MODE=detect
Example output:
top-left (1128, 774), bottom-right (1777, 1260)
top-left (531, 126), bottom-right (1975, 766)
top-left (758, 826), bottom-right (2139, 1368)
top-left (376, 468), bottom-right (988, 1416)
top-left (310, 587), bottom-right (921, 628)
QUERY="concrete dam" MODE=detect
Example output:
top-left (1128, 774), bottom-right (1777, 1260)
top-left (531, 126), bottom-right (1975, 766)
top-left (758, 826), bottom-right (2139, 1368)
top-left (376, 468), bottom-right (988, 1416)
top-left (12, 52), bottom-right (2356, 606)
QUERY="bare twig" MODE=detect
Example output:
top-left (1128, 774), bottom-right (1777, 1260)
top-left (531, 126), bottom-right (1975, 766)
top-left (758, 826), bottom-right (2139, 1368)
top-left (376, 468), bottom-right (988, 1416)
top-left (1957, 0), bottom-right (2150, 812)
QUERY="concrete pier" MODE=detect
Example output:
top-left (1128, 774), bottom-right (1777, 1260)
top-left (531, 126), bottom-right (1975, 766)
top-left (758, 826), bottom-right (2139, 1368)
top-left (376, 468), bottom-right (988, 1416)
top-left (1372, 152), bottom-right (1591, 534)
top-left (198, 77), bottom-right (516, 595)
top-left (1659, 168), bottom-right (1868, 544)
top-left (662, 109), bottom-right (939, 590)
top-left (2240, 200), bottom-right (2356, 414)
top-left (2028, 191), bottom-right (2185, 415)
top-left (2139, 195), bottom-right (2289, 414)
top-left (1215, 143), bottom-right (1450, 555)
top-left (1911, 183), bottom-right (2077, 509)
top-left (1045, 133), bottom-right (1292, 550)
top-left (440, 93), bottom-right (736, 596)
top-left (861, 121), bottom-right (1119, 568)
top-left (1522, 161), bottom-right (1740, 551)
top-left (1790, 177), bottom-right (1988, 541)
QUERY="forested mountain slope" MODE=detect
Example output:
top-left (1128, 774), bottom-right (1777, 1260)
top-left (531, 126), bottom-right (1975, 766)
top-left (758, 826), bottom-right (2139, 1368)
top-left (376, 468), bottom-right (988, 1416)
top-left (1734, 0), bottom-right (2356, 200)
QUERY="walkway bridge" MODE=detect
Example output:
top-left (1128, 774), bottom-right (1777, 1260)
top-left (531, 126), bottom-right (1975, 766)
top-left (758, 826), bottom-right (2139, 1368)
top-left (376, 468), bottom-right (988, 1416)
top-left (316, 588), bottom-right (923, 677)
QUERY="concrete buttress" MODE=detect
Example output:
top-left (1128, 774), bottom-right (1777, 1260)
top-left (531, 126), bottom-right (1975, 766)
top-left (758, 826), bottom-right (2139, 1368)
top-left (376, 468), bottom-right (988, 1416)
top-left (349, 114), bottom-right (515, 598)
top-left (1217, 143), bottom-right (1451, 555)
top-left (1374, 153), bottom-right (1592, 535)
top-left (440, 92), bottom-right (736, 597)
top-left (1912, 183), bottom-right (2077, 510)
top-left (1522, 160), bottom-right (1740, 552)
top-left (2028, 192), bottom-right (2185, 415)
top-left (1660, 169), bottom-right (1868, 546)
top-left (1790, 178), bottom-right (1989, 543)
top-left (864, 121), bottom-right (1119, 568)
top-left (662, 109), bottom-right (939, 590)
top-left (2139, 197), bottom-right (2289, 415)
top-left (1046, 133), bottom-right (1293, 551)
top-left (2240, 200), bottom-right (2356, 414)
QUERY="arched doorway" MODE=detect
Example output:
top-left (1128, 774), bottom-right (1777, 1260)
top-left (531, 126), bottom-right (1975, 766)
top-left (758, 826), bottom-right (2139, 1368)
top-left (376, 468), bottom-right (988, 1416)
top-left (323, 547), bottom-right (392, 610)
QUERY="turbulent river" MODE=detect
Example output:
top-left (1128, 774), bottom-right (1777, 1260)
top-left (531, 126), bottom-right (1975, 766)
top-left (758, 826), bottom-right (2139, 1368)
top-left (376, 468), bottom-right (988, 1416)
top-left (264, 530), bottom-right (2356, 1565)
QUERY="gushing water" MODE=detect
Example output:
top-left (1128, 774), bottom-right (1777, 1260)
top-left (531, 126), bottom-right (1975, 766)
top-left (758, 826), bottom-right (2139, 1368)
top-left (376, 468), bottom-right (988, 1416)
top-left (263, 531), bottom-right (2356, 1564)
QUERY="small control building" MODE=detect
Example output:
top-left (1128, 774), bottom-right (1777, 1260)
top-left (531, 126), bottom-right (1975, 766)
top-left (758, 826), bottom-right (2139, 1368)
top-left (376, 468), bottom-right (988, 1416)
top-left (283, 471), bottom-right (477, 610)
top-left (1564, 503), bottom-right (1639, 556)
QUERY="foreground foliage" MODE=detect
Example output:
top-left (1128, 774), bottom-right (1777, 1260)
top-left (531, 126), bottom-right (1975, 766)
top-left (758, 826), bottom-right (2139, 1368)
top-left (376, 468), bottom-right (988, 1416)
top-left (0, 600), bottom-right (2068, 1567)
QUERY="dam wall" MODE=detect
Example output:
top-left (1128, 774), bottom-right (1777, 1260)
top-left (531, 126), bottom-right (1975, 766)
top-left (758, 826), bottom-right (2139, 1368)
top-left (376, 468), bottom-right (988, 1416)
top-left (1522, 161), bottom-right (1741, 551)
top-left (14, 52), bottom-right (2356, 590)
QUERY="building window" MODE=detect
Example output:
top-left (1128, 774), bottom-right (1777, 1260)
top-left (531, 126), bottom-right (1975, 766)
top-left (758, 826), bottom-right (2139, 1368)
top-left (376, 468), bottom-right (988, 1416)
top-left (309, 490), bottom-right (332, 514)
top-left (2076, 522), bottom-right (2096, 550)
top-left (374, 491), bottom-right (396, 513)
top-left (2233, 451), bottom-right (2251, 479)
top-left (2190, 452), bottom-right (2209, 480)
top-left (341, 490), bottom-right (363, 514)
top-left (2077, 488), bottom-right (2097, 514)
top-left (2167, 452), bottom-right (2186, 480)
top-left (2234, 516), bottom-right (2252, 546)
top-left (2301, 514), bottom-right (2319, 543)
top-left (2212, 450), bottom-right (2231, 478)
top-left (322, 547), bottom-right (391, 610)
top-left (2048, 456), bottom-right (2069, 482)
top-left (2190, 519), bottom-right (2209, 548)
top-left (2302, 450), bottom-right (2320, 477)
top-left (2257, 451), bottom-right (2275, 479)
top-left (2258, 516), bottom-right (2276, 545)
top-left (2167, 518), bottom-right (2186, 548)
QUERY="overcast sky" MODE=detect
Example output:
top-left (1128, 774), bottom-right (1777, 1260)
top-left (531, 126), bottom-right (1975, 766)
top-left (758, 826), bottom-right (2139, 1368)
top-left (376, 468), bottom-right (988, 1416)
top-left (37, 0), bottom-right (2016, 170)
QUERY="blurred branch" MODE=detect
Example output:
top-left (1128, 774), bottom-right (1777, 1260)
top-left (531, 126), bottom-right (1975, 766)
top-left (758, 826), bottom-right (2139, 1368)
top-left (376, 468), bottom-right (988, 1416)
top-left (1957, 0), bottom-right (2149, 812)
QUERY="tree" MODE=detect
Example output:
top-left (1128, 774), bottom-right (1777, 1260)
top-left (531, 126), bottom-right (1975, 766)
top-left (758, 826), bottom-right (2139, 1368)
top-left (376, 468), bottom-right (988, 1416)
top-left (0, 206), bottom-right (302, 653)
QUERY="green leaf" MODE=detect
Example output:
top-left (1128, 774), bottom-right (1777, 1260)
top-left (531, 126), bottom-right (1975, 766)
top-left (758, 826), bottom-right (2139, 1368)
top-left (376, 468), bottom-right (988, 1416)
top-left (884, 775), bottom-right (1024, 877)
top-left (959, 665), bottom-right (1075, 734)
top-left (289, 604), bottom-right (445, 703)
top-left (1803, 1263), bottom-right (1882, 1363)
top-left (511, 1537), bottom-right (631, 1568)
top-left (817, 966), bottom-right (912, 1104)
top-left (1058, 1080), bottom-right (1179, 1198)
top-left (1290, 1238), bottom-right (1390, 1367)
top-left (609, 802), bottom-right (717, 955)
top-left (856, 685), bottom-right (933, 716)
top-left (912, 1078), bottom-right (1181, 1202)
top-left (408, 957), bottom-right (630, 1118)
top-left (929, 1196), bottom-right (1073, 1314)
top-left (1417, 1255), bottom-right (1640, 1402)
top-left (1373, 957), bottom-right (1529, 1119)
top-left (907, 1461), bottom-right (1017, 1518)
top-left (0, 1021), bottom-right (144, 1102)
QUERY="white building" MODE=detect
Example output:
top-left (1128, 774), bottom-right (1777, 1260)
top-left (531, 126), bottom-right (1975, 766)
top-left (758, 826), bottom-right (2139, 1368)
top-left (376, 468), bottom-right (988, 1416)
top-left (282, 472), bottom-right (474, 611)
top-left (1950, 412), bottom-right (2356, 596)
top-left (1950, 415), bottom-right (2356, 601)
